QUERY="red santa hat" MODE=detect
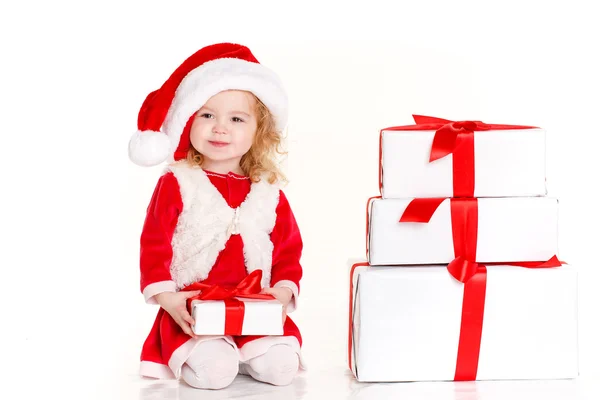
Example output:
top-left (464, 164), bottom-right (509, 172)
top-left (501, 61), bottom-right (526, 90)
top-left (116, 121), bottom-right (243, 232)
top-left (128, 43), bottom-right (288, 167)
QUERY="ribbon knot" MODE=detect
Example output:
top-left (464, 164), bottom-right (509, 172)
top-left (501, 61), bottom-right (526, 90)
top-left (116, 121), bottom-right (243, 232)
top-left (447, 256), bottom-right (481, 283)
top-left (430, 120), bottom-right (492, 163)
top-left (451, 120), bottom-right (487, 131)
top-left (182, 269), bottom-right (272, 302)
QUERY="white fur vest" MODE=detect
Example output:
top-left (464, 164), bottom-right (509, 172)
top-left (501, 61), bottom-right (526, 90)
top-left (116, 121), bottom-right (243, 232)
top-left (166, 164), bottom-right (280, 289)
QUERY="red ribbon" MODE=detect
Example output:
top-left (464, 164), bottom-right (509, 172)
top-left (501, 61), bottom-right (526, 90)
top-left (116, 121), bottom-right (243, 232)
top-left (399, 198), bottom-right (562, 381)
top-left (379, 115), bottom-right (536, 197)
top-left (181, 270), bottom-right (274, 335)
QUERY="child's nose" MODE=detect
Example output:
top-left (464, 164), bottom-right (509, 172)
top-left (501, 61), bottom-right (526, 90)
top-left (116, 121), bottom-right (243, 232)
top-left (212, 120), bottom-right (228, 134)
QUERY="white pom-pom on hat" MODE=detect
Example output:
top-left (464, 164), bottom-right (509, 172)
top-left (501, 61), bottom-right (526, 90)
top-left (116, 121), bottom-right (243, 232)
top-left (128, 129), bottom-right (173, 167)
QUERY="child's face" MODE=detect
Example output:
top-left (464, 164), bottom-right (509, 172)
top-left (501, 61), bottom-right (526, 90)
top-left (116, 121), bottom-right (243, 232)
top-left (189, 90), bottom-right (257, 168)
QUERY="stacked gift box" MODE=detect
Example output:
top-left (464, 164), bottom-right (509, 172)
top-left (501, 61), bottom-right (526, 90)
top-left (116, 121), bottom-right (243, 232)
top-left (348, 115), bottom-right (578, 382)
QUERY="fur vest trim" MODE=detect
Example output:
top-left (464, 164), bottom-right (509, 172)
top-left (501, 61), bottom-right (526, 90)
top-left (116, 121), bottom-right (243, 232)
top-left (166, 164), bottom-right (280, 289)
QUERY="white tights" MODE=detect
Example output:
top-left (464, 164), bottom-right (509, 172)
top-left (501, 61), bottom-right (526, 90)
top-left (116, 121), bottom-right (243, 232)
top-left (181, 339), bottom-right (299, 389)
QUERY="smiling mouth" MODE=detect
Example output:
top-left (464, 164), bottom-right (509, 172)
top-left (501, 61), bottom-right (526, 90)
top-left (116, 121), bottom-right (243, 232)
top-left (208, 141), bottom-right (230, 147)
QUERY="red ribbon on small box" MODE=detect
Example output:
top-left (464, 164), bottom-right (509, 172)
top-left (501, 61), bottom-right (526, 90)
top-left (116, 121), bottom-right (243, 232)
top-left (378, 115), bottom-right (536, 197)
top-left (400, 198), bottom-right (562, 380)
top-left (181, 270), bottom-right (274, 335)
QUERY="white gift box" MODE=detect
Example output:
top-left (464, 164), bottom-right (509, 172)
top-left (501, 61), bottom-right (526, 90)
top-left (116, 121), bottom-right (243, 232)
top-left (191, 298), bottom-right (284, 336)
top-left (380, 127), bottom-right (547, 198)
top-left (349, 264), bottom-right (578, 382)
top-left (368, 197), bottom-right (558, 265)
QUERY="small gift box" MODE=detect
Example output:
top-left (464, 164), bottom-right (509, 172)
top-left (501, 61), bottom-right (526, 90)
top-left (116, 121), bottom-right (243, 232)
top-left (190, 298), bottom-right (284, 336)
top-left (183, 270), bottom-right (284, 336)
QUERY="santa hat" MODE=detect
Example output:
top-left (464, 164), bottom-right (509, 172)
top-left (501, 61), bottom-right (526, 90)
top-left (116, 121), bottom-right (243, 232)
top-left (128, 43), bottom-right (288, 167)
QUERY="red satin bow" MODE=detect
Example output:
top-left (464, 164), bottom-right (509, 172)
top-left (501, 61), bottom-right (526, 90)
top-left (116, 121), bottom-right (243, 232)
top-left (413, 115), bottom-right (493, 162)
top-left (182, 270), bottom-right (274, 335)
top-left (381, 115), bottom-right (536, 197)
top-left (396, 115), bottom-right (535, 162)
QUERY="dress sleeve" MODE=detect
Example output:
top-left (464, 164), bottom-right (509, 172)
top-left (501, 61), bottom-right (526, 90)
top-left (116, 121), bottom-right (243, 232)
top-left (269, 190), bottom-right (303, 313)
top-left (139, 171), bottom-right (183, 304)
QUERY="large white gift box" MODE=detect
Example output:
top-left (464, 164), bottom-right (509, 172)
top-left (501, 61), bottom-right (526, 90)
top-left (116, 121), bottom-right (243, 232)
top-left (367, 197), bottom-right (558, 265)
top-left (380, 126), bottom-right (547, 198)
top-left (349, 263), bottom-right (578, 382)
top-left (191, 298), bottom-right (284, 336)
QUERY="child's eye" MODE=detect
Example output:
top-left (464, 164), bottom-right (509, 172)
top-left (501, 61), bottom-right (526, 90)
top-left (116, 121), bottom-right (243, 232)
top-left (199, 113), bottom-right (214, 119)
top-left (232, 117), bottom-right (244, 123)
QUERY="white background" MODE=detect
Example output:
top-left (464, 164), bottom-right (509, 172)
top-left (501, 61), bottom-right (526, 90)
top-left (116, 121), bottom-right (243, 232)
top-left (1, 1), bottom-right (599, 399)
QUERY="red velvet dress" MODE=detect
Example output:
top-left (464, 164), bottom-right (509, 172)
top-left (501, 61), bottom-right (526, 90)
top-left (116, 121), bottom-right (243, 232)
top-left (137, 169), bottom-right (303, 379)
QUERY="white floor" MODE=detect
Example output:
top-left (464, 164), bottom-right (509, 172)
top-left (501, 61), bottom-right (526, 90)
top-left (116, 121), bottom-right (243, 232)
top-left (128, 370), bottom-right (600, 400)
top-left (10, 353), bottom-right (600, 400)
top-left (13, 299), bottom-right (599, 400)
top-left (36, 364), bottom-right (600, 400)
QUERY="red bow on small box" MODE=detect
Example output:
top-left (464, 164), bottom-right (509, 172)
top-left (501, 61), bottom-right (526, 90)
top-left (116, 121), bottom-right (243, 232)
top-left (181, 270), bottom-right (275, 335)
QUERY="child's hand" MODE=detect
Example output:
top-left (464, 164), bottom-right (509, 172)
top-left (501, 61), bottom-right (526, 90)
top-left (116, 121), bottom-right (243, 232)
top-left (260, 286), bottom-right (293, 324)
top-left (154, 290), bottom-right (202, 338)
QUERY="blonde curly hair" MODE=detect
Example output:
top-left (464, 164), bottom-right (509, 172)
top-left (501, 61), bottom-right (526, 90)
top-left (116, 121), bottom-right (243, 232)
top-left (186, 92), bottom-right (287, 184)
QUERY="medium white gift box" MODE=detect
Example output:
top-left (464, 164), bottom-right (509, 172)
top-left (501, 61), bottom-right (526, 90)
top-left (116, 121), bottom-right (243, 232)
top-left (349, 263), bottom-right (579, 382)
top-left (379, 125), bottom-right (547, 198)
top-left (191, 298), bottom-right (284, 336)
top-left (367, 197), bottom-right (559, 265)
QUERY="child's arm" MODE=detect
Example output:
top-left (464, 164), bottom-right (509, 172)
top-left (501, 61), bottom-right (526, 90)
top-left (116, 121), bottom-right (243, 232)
top-left (267, 190), bottom-right (303, 313)
top-left (139, 172), bottom-right (182, 304)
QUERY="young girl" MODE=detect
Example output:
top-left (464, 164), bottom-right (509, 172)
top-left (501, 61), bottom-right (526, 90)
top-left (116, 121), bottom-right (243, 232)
top-left (128, 43), bottom-right (304, 390)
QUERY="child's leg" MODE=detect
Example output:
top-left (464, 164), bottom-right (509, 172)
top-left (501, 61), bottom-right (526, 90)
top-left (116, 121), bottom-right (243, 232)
top-left (180, 339), bottom-right (239, 389)
top-left (239, 344), bottom-right (299, 386)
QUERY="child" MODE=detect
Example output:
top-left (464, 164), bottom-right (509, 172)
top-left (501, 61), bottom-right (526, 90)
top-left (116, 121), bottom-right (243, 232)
top-left (128, 43), bottom-right (304, 390)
